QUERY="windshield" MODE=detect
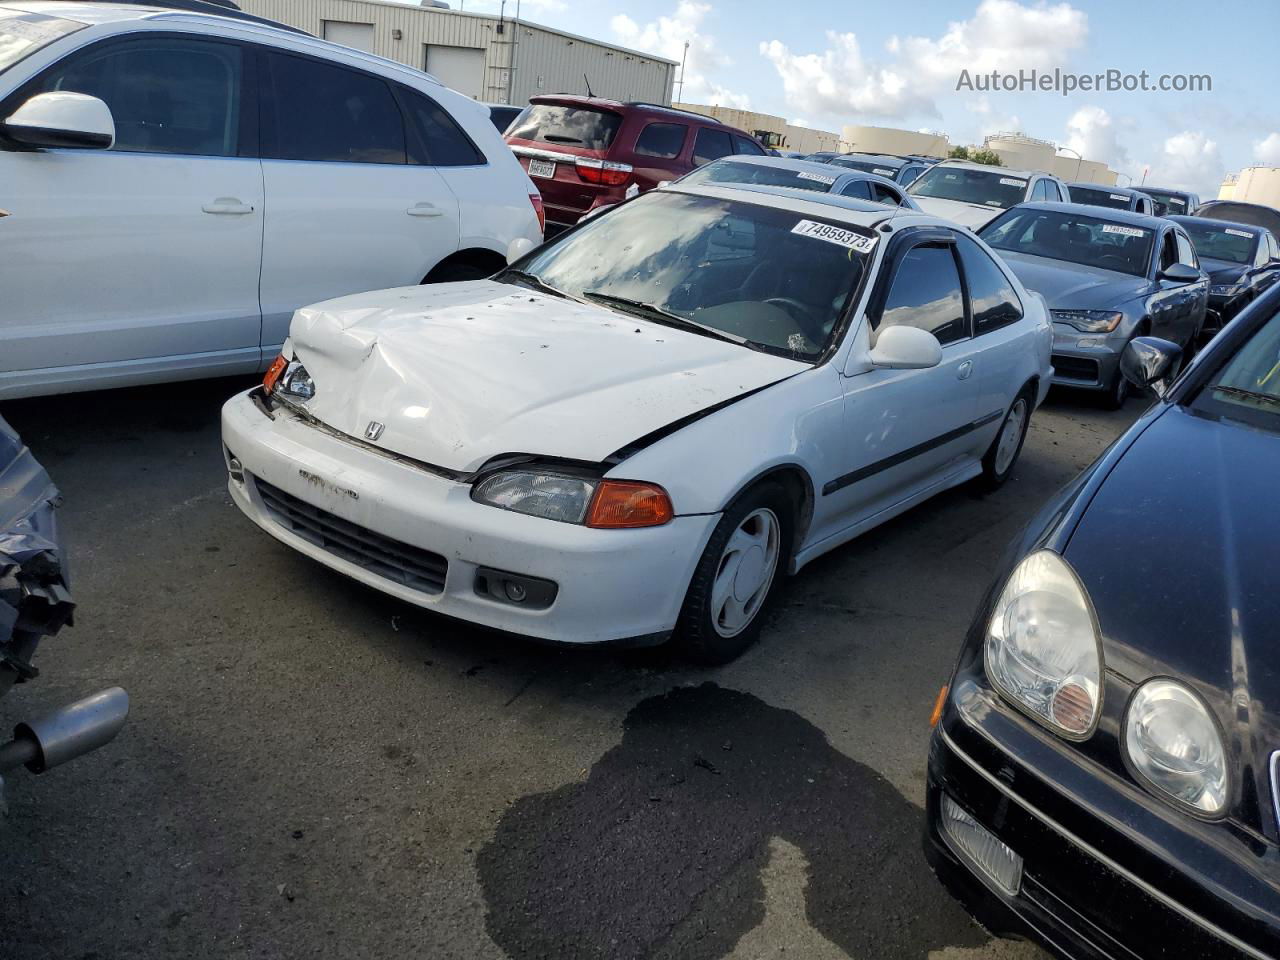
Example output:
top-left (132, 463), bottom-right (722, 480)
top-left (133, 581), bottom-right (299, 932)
top-left (829, 157), bottom-right (899, 178)
top-left (908, 166), bottom-right (1028, 209)
top-left (1181, 222), bottom-right (1257, 264)
top-left (679, 159), bottom-right (836, 193)
top-left (980, 208), bottom-right (1154, 277)
top-left (507, 192), bottom-right (874, 360)
top-left (1193, 307), bottom-right (1280, 431)
top-left (0, 10), bottom-right (84, 74)
top-left (1069, 186), bottom-right (1132, 211)
top-left (1198, 203), bottom-right (1280, 237)
top-left (1142, 189), bottom-right (1189, 216)
top-left (506, 104), bottom-right (621, 150)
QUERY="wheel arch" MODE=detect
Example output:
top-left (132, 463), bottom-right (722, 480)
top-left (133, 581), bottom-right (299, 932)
top-left (720, 464), bottom-right (816, 559)
top-left (422, 247), bottom-right (507, 283)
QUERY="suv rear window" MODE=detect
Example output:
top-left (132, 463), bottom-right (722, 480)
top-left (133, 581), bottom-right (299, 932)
top-left (507, 104), bottom-right (621, 150)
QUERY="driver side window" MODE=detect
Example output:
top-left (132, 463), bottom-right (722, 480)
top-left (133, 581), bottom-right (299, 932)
top-left (872, 244), bottom-right (967, 347)
top-left (1158, 232), bottom-right (1179, 271)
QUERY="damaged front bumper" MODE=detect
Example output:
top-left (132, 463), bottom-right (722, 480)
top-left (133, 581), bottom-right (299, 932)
top-left (221, 389), bottom-right (718, 645)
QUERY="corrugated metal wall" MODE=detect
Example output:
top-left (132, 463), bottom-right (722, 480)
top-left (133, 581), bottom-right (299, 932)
top-left (238, 0), bottom-right (674, 106)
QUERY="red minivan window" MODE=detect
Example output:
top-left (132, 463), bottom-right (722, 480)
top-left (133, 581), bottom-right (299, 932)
top-left (506, 103), bottom-right (621, 151)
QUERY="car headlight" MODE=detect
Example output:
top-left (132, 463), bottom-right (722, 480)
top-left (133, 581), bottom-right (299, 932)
top-left (985, 551), bottom-right (1103, 739)
top-left (471, 471), bottom-right (673, 528)
top-left (1050, 309), bottom-right (1124, 333)
top-left (262, 354), bottom-right (315, 401)
top-left (1125, 679), bottom-right (1228, 816)
top-left (1209, 283), bottom-right (1246, 298)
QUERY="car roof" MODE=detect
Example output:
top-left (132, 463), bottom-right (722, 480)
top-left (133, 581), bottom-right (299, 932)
top-left (1167, 214), bottom-right (1264, 234)
top-left (663, 180), bottom-right (938, 230)
top-left (1068, 182), bottom-right (1144, 197)
top-left (931, 159), bottom-right (1046, 179)
top-left (838, 152), bottom-right (907, 167)
top-left (705, 155), bottom-right (900, 185)
top-left (1139, 186), bottom-right (1195, 197)
top-left (1014, 201), bottom-right (1169, 230)
top-left (1, 0), bottom-right (170, 23)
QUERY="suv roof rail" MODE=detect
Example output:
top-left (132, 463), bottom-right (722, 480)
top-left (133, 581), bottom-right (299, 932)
top-left (625, 102), bottom-right (723, 123)
top-left (47, 0), bottom-right (310, 34)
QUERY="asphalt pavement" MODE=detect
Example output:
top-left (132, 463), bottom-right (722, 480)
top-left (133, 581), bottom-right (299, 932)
top-left (0, 377), bottom-right (1141, 959)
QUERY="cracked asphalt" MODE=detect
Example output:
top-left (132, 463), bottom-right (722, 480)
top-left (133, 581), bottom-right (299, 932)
top-left (0, 377), bottom-right (1140, 959)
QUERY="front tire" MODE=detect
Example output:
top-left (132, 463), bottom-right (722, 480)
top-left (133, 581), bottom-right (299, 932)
top-left (977, 390), bottom-right (1032, 490)
top-left (675, 483), bottom-right (793, 664)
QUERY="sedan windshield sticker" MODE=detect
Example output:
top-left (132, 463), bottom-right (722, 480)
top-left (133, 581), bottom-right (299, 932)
top-left (1101, 224), bottom-right (1148, 238)
top-left (1226, 228), bottom-right (1253, 238)
top-left (873, 168), bottom-right (894, 176)
top-left (791, 219), bottom-right (877, 253)
top-left (999, 177), bottom-right (1028, 188)
top-left (797, 171), bottom-right (837, 185)
top-left (1109, 193), bottom-right (1130, 201)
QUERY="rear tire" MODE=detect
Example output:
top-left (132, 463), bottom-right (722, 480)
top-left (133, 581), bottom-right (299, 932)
top-left (675, 483), bottom-right (793, 665)
top-left (1102, 365), bottom-right (1130, 410)
top-left (977, 389), bottom-right (1032, 490)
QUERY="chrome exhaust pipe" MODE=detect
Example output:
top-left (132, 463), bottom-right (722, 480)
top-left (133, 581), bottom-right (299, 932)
top-left (1, 687), bottom-right (129, 774)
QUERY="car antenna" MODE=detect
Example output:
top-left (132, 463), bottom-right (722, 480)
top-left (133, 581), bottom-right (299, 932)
top-left (584, 73), bottom-right (594, 97)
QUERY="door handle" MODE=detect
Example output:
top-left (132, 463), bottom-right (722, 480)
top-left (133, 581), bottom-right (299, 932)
top-left (956, 360), bottom-right (974, 380)
top-left (407, 203), bottom-right (445, 218)
top-left (202, 198), bottom-right (254, 215)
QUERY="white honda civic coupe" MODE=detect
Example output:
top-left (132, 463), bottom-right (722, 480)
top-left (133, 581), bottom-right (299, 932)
top-left (222, 183), bottom-right (1052, 662)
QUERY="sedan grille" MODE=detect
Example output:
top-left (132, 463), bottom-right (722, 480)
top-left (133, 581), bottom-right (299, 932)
top-left (254, 476), bottom-right (447, 595)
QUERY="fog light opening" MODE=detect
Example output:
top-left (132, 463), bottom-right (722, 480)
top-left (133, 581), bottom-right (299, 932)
top-left (504, 581), bottom-right (527, 603)
top-left (228, 456), bottom-right (245, 484)
top-left (940, 793), bottom-right (1023, 896)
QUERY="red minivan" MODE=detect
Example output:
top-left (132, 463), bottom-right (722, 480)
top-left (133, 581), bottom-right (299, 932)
top-left (505, 96), bottom-right (769, 233)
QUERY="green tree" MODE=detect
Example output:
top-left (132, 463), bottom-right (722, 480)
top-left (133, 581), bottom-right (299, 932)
top-left (947, 145), bottom-right (1003, 166)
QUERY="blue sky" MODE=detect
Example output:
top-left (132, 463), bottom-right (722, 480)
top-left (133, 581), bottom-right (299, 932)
top-left (456, 0), bottom-right (1278, 194)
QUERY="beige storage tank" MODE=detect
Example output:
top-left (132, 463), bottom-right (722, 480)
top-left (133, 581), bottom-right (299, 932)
top-left (840, 126), bottom-right (949, 158)
top-left (1228, 167), bottom-right (1280, 208)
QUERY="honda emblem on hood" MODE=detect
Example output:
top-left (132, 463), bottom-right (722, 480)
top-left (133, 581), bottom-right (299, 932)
top-left (365, 421), bottom-right (385, 441)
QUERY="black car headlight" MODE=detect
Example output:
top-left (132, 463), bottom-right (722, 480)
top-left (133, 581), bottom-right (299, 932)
top-left (985, 551), bottom-right (1103, 739)
top-left (1124, 679), bottom-right (1228, 816)
top-left (1051, 309), bottom-right (1124, 333)
top-left (1209, 283), bottom-right (1247, 298)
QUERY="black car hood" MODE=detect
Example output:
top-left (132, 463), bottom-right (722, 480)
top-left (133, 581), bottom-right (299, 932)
top-left (1201, 258), bottom-right (1249, 285)
top-left (1064, 404), bottom-right (1280, 732)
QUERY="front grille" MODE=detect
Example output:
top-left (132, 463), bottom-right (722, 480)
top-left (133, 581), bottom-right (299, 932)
top-left (1052, 355), bottom-right (1101, 383)
top-left (254, 476), bottom-right (447, 595)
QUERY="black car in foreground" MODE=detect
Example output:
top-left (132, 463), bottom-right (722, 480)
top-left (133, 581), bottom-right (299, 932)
top-left (1171, 215), bottom-right (1280, 333)
top-left (925, 285), bottom-right (1280, 959)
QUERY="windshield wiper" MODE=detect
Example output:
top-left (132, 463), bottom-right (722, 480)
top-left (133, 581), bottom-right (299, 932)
top-left (1212, 384), bottom-right (1280, 408)
top-left (581, 292), bottom-right (752, 347)
top-left (500, 269), bottom-right (570, 299)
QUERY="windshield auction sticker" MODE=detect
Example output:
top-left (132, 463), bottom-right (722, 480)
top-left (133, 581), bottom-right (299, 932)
top-left (1101, 224), bottom-right (1148, 238)
top-left (796, 172), bottom-right (837, 185)
top-left (791, 220), bottom-right (877, 252)
top-left (1226, 228), bottom-right (1253, 238)
top-left (1109, 194), bottom-right (1130, 201)
top-left (999, 177), bottom-right (1028, 187)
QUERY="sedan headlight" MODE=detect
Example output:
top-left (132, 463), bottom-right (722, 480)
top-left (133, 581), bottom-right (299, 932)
top-left (1051, 309), bottom-right (1124, 333)
top-left (1209, 283), bottom-right (1247, 298)
top-left (1125, 679), bottom-right (1228, 816)
top-left (263, 354), bottom-right (315, 401)
top-left (471, 471), bottom-right (673, 528)
top-left (985, 551), bottom-right (1103, 739)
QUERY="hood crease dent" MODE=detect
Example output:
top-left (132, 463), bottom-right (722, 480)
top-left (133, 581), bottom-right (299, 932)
top-left (288, 281), bottom-right (808, 473)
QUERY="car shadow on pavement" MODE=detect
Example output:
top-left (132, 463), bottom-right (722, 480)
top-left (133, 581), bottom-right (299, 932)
top-left (477, 682), bottom-right (989, 960)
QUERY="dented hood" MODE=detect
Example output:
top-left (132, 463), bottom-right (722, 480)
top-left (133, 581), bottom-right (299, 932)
top-left (911, 196), bottom-right (1006, 230)
top-left (289, 281), bottom-right (808, 471)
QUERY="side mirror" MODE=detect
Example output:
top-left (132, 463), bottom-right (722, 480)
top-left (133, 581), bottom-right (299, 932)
top-left (1120, 336), bottom-right (1182, 397)
top-left (506, 236), bottom-right (535, 265)
top-left (1158, 263), bottom-right (1200, 285)
top-left (867, 325), bottom-right (943, 370)
top-left (3, 92), bottom-right (114, 150)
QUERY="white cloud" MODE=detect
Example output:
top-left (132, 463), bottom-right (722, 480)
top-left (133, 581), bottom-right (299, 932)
top-left (611, 2), bottom-right (749, 109)
top-left (1254, 132), bottom-right (1280, 166)
top-left (1061, 105), bottom-right (1129, 168)
top-left (760, 0), bottom-right (1087, 122)
top-left (965, 96), bottom-right (1020, 140)
top-left (1141, 131), bottom-right (1223, 194)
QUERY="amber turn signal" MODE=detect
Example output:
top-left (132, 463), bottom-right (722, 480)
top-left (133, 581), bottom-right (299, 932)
top-left (930, 685), bottom-right (949, 728)
top-left (585, 481), bottom-right (674, 529)
top-left (263, 354), bottom-right (288, 394)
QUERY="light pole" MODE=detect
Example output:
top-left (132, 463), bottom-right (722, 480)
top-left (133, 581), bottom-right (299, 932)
top-left (675, 41), bottom-right (689, 103)
top-left (1058, 146), bottom-right (1083, 181)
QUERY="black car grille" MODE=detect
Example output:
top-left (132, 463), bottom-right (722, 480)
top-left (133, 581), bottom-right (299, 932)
top-left (1052, 355), bottom-right (1101, 383)
top-left (254, 476), bottom-right (448, 595)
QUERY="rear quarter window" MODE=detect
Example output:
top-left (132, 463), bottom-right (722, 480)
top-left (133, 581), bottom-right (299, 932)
top-left (633, 121), bottom-right (686, 159)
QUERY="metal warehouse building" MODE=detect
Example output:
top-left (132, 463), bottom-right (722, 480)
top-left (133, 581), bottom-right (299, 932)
top-left (237, 0), bottom-right (677, 106)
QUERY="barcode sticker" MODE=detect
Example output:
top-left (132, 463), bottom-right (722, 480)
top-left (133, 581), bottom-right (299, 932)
top-left (797, 171), bottom-right (837, 185)
top-left (1226, 228), bottom-right (1253, 238)
top-left (791, 219), bottom-right (877, 252)
top-left (1101, 224), bottom-right (1147, 238)
top-left (1000, 177), bottom-right (1028, 188)
top-left (1109, 194), bottom-right (1129, 201)
top-left (874, 168), bottom-right (894, 176)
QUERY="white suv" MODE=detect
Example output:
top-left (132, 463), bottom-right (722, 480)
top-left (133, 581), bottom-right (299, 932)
top-left (0, 1), bottom-right (544, 399)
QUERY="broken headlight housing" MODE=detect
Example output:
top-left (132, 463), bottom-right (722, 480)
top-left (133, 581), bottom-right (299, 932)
top-left (985, 550), bottom-right (1103, 740)
top-left (277, 361), bottom-right (315, 401)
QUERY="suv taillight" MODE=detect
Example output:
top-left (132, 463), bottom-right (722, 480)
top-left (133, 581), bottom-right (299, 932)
top-left (528, 192), bottom-right (545, 232)
top-left (575, 157), bottom-right (632, 186)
